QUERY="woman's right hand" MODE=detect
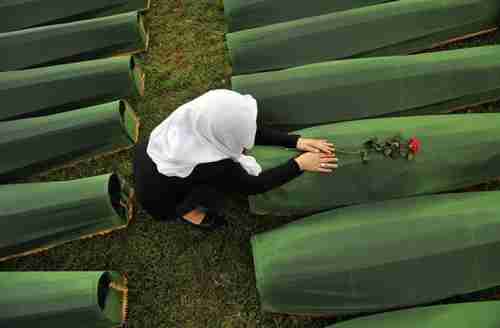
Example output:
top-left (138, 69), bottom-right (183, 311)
top-left (294, 152), bottom-right (338, 173)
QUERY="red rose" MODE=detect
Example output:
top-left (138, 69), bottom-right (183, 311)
top-left (408, 137), bottom-right (421, 154)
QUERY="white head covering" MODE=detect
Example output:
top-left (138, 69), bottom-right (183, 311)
top-left (147, 89), bottom-right (262, 178)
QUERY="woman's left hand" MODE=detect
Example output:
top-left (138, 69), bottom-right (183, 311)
top-left (297, 138), bottom-right (335, 154)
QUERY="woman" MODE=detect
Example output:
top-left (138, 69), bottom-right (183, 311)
top-left (133, 89), bottom-right (337, 230)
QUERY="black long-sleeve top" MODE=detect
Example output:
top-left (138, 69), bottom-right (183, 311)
top-left (189, 126), bottom-right (302, 196)
top-left (133, 125), bottom-right (303, 220)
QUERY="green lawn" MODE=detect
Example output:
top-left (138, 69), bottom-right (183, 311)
top-left (1, 1), bottom-right (500, 327)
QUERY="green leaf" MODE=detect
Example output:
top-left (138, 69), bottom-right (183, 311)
top-left (364, 137), bottom-right (378, 148)
top-left (361, 150), bottom-right (370, 164)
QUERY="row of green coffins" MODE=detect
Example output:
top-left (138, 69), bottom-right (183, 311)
top-left (249, 113), bottom-right (500, 216)
top-left (0, 0), bottom-right (149, 33)
top-left (224, 0), bottom-right (396, 32)
top-left (328, 302), bottom-right (500, 328)
top-left (3, 193), bottom-right (498, 324)
top-left (0, 12), bottom-right (148, 71)
top-left (0, 55), bottom-right (144, 121)
top-left (252, 191), bottom-right (500, 316)
top-left (233, 45), bottom-right (500, 131)
top-left (0, 271), bottom-right (128, 328)
top-left (232, 0), bottom-right (500, 322)
top-left (0, 174), bottom-right (134, 262)
top-left (0, 4), bottom-right (137, 326)
top-left (227, 0), bottom-right (500, 74)
top-left (7, 271), bottom-right (493, 328)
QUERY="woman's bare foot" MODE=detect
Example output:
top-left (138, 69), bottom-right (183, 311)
top-left (182, 208), bottom-right (206, 225)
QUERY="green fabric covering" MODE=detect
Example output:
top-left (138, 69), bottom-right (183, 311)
top-left (0, 12), bottom-right (148, 71)
top-left (328, 302), bottom-right (500, 328)
top-left (252, 191), bottom-right (500, 315)
top-left (233, 46), bottom-right (500, 131)
top-left (227, 0), bottom-right (500, 74)
top-left (0, 271), bottom-right (127, 327)
top-left (224, 0), bottom-right (395, 32)
top-left (0, 0), bottom-right (149, 33)
top-left (0, 101), bottom-right (139, 181)
top-left (0, 174), bottom-right (134, 261)
top-left (0, 56), bottom-right (144, 121)
top-left (249, 114), bottom-right (500, 216)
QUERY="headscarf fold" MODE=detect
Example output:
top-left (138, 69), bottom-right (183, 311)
top-left (147, 89), bottom-right (262, 178)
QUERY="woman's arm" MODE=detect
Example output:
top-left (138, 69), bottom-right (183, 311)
top-left (255, 123), bottom-right (300, 148)
top-left (193, 158), bottom-right (303, 196)
top-left (255, 124), bottom-right (335, 155)
top-left (191, 152), bottom-right (337, 196)
top-left (225, 159), bottom-right (303, 195)
top-left (200, 153), bottom-right (337, 196)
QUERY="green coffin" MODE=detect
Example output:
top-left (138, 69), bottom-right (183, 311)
top-left (0, 271), bottom-right (127, 328)
top-left (227, 0), bottom-right (500, 74)
top-left (233, 46), bottom-right (500, 131)
top-left (0, 174), bottom-right (135, 262)
top-left (224, 0), bottom-right (395, 32)
top-left (328, 302), bottom-right (500, 328)
top-left (0, 12), bottom-right (149, 71)
top-left (252, 191), bottom-right (500, 315)
top-left (0, 101), bottom-right (139, 181)
top-left (0, 0), bottom-right (150, 33)
top-left (249, 114), bottom-right (500, 216)
top-left (0, 56), bottom-right (144, 121)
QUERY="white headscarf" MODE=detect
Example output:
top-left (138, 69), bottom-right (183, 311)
top-left (147, 89), bottom-right (262, 178)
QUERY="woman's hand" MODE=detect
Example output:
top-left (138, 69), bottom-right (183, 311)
top-left (297, 138), bottom-right (335, 154)
top-left (294, 152), bottom-right (338, 173)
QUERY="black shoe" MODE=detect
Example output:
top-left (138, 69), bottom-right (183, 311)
top-left (174, 213), bottom-right (227, 231)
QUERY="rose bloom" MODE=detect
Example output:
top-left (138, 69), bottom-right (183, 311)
top-left (408, 137), bottom-right (421, 154)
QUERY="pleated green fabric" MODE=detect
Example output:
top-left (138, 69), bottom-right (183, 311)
top-left (252, 191), bottom-right (500, 315)
top-left (0, 0), bottom-right (149, 33)
top-left (0, 174), bottom-right (135, 261)
top-left (249, 114), bottom-right (500, 216)
top-left (0, 101), bottom-right (139, 181)
top-left (233, 46), bottom-right (500, 131)
top-left (0, 12), bottom-right (148, 71)
top-left (0, 56), bottom-right (144, 121)
top-left (228, 0), bottom-right (500, 74)
top-left (224, 0), bottom-right (395, 32)
top-left (328, 302), bottom-right (500, 328)
top-left (0, 271), bottom-right (127, 328)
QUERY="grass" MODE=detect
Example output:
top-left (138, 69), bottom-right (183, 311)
top-left (1, 1), bottom-right (500, 327)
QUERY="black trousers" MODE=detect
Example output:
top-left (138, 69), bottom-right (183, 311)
top-left (132, 142), bottom-right (226, 221)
